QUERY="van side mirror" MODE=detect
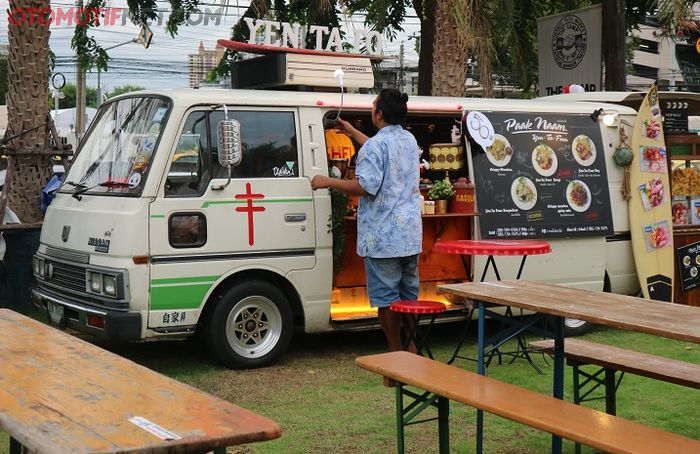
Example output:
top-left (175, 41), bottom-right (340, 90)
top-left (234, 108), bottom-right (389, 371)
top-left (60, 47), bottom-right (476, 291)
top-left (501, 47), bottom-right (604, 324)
top-left (217, 119), bottom-right (242, 168)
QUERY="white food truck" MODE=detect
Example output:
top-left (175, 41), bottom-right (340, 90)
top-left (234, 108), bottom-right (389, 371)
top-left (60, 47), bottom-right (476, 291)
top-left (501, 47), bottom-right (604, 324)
top-left (31, 57), bottom-right (642, 368)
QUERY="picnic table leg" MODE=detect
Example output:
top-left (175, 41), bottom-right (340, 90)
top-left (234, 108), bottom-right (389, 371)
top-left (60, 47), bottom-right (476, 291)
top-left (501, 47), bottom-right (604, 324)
top-left (213, 448), bottom-right (227, 454)
top-left (9, 437), bottom-right (22, 454)
top-left (438, 396), bottom-right (450, 454)
top-left (551, 315), bottom-right (565, 454)
top-left (476, 300), bottom-right (486, 454)
top-left (396, 384), bottom-right (405, 454)
top-left (604, 368), bottom-right (617, 415)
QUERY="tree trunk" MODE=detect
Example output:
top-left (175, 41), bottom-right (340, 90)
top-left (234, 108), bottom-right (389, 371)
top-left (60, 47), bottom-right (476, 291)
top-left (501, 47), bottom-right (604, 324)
top-left (602, 0), bottom-right (626, 91)
top-left (413, 0), bottom-right (436, 96)
top-left (431, 0), bottom-right (468, 96)
top-left (5, 0), bottom-right (53, 223)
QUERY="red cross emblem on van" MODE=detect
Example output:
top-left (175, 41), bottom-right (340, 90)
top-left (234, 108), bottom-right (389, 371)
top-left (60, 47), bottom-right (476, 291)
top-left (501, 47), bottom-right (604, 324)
top-left (235, 183), bottom-right (266, 246)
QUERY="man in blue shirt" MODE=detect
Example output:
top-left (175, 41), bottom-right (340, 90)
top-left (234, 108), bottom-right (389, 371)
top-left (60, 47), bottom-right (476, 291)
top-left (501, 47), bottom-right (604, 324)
top-left (311, 89), bottom-right (422, 352)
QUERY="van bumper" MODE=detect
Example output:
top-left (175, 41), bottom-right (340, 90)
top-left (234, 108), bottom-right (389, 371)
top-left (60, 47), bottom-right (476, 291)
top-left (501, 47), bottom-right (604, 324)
top-left (31, 287), bottom-right (142, 341)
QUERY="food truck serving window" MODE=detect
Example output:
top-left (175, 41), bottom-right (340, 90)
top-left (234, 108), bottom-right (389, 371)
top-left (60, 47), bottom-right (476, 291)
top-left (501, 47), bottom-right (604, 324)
top-left (471, 112), bottom-right (614, 239)
top-left (61, 96), bottom-right (171, 197)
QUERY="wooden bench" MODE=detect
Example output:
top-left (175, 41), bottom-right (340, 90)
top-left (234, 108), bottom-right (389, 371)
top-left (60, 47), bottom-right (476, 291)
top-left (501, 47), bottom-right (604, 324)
top-left (356, 351), bottom-right (700, 454)
top-left (529, 338), bottom-right (700, 412)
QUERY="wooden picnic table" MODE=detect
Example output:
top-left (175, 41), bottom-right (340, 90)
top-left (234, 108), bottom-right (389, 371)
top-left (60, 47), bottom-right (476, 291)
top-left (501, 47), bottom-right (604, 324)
top-left (436, 280), bottom-right (700, 454)
top-left (0, 309), bottom-right (282, 454)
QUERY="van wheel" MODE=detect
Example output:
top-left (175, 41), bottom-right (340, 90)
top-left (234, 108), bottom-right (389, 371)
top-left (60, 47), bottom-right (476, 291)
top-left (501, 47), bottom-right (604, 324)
top-left (563, 318), bottom-right (591, 337)
top-left (207, 281), bottom-right (293, 369)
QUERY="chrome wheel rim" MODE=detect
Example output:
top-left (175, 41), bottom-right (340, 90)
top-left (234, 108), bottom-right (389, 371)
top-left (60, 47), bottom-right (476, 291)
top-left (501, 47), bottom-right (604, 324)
top-left (225, 296), bottom-right (282, 359)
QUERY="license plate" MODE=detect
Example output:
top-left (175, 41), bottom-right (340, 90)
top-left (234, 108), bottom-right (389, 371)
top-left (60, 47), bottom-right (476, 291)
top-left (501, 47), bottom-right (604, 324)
top-left (47, 301), bottom-right (65, 325)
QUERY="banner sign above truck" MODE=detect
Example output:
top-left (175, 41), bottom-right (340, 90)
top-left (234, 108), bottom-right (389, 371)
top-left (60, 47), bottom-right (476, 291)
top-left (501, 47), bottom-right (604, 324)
top-left (472, 112), bottom-right (614, 239)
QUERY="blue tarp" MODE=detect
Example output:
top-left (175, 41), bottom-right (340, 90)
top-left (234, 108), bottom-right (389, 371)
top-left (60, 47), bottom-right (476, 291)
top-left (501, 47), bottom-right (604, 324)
top-left (41, 173), bottom-right (64, 214)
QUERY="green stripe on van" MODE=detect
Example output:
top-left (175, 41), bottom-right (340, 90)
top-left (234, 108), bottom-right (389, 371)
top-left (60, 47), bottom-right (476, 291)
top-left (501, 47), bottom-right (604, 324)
top-left (151, 283), bottom-right (212, 310)
top-left (150, 214), bottom-right (166, 219)
top-left (151, 276), bottom-right (219, 286)
top-left (201, 197), bottom-right (312, 208)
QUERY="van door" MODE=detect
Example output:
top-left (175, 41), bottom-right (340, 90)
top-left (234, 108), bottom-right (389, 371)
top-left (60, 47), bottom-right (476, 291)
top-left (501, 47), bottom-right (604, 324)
top-left (147, 108), bottom-right (315, 331)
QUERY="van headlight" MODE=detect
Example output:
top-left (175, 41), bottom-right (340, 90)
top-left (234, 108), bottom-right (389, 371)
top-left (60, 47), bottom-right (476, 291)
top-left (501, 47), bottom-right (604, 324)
top-left (102, 275), bottom-right (117, 296)
top-left (85, 269), bottom-right (123, 299)
top-left (88, 271), bottom-right (102, 293)
top-left (33, 257), bottom-right (45, 279)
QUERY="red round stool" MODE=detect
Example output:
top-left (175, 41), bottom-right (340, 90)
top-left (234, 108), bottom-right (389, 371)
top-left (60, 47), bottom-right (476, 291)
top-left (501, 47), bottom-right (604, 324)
top-left (389, 300), bottom-right (446, 359)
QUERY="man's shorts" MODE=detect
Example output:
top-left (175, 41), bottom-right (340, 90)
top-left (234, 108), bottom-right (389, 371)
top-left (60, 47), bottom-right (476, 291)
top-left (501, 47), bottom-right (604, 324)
top-left (363, 254), bottom-right (420, 308)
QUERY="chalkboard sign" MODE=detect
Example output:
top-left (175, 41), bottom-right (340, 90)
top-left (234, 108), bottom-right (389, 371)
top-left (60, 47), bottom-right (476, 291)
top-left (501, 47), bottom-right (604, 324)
top-left (663, 100), bottom-right (689, 134)
top-left (472, 112), bottom-right (614, 239)
top-left (677, 241), bottom-right (700, 292)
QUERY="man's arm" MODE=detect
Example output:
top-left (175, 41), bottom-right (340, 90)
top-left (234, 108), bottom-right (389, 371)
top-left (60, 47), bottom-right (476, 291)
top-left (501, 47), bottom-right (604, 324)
top-left (336, 118), bottom-right (369, 146)
top-left (311, 175), bottom-right (369, 196)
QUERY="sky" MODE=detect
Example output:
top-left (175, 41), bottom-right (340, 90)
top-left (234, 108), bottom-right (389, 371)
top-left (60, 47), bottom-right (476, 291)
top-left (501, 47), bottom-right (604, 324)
top-left (0, 0), bottom-right (421, 94)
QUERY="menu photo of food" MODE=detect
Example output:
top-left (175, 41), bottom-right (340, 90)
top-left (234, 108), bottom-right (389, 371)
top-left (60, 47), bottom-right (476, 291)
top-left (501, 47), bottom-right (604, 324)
top-left (643, 220), bottom-right (671, 252)
top-left (643, 118), bottom-right (662, 140)
top-left (672, 199), bottom-right (690, 225)
top-left (511, 176), bottom-right (537, 211)
top-left (572, 134), bottom-right (596, 166)
top-left (566, 180), bottom-right (591, 212)
top-left (692, 198), bottom-right (700, 225)
top-left (640, 145), bottom-right (668, 173)
top-left (531, 144), bottom-right (557, 177)
top-left (639, 177), bottom-right (668, 211)
top-left (485, 134), bottom-right (513, 167)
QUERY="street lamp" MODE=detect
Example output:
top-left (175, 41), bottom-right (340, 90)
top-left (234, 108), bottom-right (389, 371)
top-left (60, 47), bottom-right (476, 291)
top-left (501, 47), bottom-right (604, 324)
top-left (96, 24), bottom-right (153, 106)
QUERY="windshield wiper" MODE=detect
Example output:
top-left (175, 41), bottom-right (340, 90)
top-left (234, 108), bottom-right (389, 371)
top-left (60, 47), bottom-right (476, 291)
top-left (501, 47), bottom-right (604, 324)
top-left (64, 181), bottom-right (87, 190)
top-left (72, 179), bottom-right (130, 201)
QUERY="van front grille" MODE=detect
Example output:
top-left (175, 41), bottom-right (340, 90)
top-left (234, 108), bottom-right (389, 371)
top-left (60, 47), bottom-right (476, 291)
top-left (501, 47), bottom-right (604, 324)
top-left (46, 247), bottom-right (90, 264)
top-left (47, 261), bottom-right (86, 293)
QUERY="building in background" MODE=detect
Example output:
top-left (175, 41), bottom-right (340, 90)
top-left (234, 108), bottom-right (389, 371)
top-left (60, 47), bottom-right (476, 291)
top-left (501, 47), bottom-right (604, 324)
top-left (188, 42), bottom-right (225, 88)
top-left (629, 9), bottom-right (700, 92)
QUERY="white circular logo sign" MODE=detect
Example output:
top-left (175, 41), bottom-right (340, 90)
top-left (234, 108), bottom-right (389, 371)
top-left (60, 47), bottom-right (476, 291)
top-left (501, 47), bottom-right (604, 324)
top-left (128, 172), bottom-right (142, 189)
top-left (551, 15), bottom-right (587, 70)
top-left (465, 111), bottom-right (495, 149)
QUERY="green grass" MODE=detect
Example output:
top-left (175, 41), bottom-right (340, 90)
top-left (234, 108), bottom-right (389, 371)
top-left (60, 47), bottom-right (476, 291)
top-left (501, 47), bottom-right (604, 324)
top-left (2, 322), bottom-right (700, 453)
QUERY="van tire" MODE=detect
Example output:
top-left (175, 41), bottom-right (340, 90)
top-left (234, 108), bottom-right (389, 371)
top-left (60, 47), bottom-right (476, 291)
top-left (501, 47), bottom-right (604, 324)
top-left (563, 318), bottom-right (591, 337)
top-left (206, 280), bottom-right (293, 369)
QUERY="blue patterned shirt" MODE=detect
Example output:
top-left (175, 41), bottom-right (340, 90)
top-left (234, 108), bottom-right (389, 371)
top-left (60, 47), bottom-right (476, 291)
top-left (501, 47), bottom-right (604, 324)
top-left (355, 124), bottom-right (422, 258)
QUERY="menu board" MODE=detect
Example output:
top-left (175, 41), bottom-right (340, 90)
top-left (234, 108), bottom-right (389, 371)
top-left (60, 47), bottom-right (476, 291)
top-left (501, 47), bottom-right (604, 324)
top-left (677, 241), bottom-right (700, 292)
top-left (473, 112), bottom-right (614, 239)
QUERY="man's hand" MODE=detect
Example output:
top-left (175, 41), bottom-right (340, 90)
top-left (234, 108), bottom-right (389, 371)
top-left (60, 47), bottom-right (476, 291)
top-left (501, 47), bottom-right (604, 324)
top-left (311, 175), bottom-right (332, 190)
top-left (333, 117), bottom-right (369, 146)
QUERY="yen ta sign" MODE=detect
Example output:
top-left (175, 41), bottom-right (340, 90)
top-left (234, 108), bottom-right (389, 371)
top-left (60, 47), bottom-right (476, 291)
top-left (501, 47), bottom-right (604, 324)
top-left (465, 111), bottom-right (495, 149)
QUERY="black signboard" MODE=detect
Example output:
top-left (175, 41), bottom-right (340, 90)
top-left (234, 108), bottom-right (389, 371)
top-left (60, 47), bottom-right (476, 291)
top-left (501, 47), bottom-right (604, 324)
top-left (663, 100), bottom-right (689, 134)
top-left (677, 241), bottom-right (700, 292)
top-left (473, 112), bottom-right (614, 239)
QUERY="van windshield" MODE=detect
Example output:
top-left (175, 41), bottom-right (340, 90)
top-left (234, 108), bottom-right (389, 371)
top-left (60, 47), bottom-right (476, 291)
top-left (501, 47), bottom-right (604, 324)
top-left (61, 96), bottom-right (171, 197)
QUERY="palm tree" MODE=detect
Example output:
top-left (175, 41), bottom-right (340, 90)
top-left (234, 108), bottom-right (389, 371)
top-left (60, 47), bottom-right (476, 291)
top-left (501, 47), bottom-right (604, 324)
top-left (3, 0), bottom-right (54, 223)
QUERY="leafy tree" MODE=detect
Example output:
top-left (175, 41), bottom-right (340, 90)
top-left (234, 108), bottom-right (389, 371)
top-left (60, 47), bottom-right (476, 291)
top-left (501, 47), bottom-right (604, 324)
top-left (105, 85), bottom-right (146, 99)
top-left (48, 83), bottom-right (98, 109)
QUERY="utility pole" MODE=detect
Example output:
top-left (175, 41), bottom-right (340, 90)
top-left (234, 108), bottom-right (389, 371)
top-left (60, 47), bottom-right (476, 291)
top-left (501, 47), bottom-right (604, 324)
top-left (398, 41), bottom-right (405, 92)
top-left (75, 0), bottom-right (86, 141)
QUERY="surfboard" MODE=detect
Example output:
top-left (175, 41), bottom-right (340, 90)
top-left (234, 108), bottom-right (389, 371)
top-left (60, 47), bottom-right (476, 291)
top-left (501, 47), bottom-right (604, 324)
top-left (628, 83), bottom-right (674, 302)
top-left (217, 39), bottom-right (390, 61)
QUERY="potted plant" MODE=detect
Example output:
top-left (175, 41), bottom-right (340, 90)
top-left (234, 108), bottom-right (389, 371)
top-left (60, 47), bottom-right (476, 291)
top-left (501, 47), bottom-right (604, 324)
top-left (428, 178), bottom-right (455, 214)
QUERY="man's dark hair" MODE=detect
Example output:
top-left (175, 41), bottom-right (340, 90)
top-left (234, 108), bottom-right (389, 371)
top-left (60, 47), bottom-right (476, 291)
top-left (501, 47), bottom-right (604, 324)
top-left (376, 88), bottom-right (408, 125)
